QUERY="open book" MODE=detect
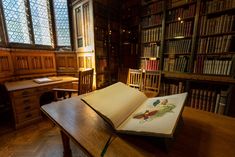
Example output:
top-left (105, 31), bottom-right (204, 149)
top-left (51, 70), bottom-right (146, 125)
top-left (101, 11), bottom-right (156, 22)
top-left (82, 82), bottom-right (187, 138)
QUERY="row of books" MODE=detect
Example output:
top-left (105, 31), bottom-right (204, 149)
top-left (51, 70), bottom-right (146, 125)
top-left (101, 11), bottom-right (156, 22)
top-left (140, 59), bottom-right (160, 71)
top-left (167, 0), bottom-right (195, 8)
top-left (141, 27), bottom-right (162, 43)
top-left (166, 21), bottom-right (193, 38)
top-left (142, 0), bottom-right (164, 16)
top-left (194, 56), bottom-right (234, 76)
top-left (142, 44), bottom-right (160, 58)
top-left (0, 56), bottom-right (10, 71)
top-left (199, 15), bottom-right (234, 35)
top-left (165, 39), bottom-right (191, 54)
top-left (189, 88), bottom-right (230, 115)
top-left (166, 4), bottom-right (195, 21)
top-left (160, 81), bottom-right (185, 96)
top-left (204, 0), bottom-right (235, 14)
top-left (197, 35), bottom-right (232, 54)
top-left (163, 56), bottom-right (189, 72)
top-left (142, 14), bottom-right (162, 27)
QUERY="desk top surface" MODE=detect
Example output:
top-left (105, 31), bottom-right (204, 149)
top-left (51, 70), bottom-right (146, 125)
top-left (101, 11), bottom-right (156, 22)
top-left (5, 76), bottom-right (78, 91)
top-left (41, 96), bottom-right (235, 157)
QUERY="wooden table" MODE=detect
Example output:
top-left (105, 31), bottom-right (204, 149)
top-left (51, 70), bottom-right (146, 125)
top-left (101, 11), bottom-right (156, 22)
top-left (41, 96), bottom-right (235, 157)
top-left (5, 76), bottom-right (78, 129)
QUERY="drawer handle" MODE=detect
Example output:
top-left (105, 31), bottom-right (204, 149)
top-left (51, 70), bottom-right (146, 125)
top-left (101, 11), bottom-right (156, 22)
top-left (25, 114), bottom-right (32, 118)
top-left (24, 106), bottom-right (31, 110)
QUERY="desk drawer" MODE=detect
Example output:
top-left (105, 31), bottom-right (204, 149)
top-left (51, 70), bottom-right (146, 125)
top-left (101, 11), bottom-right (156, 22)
top-left (14, 96), bottom-right (38, 113)
top-left (12, 88), bottom-right (36, 97)
top-left (16, 109), bottom-right (41, 124)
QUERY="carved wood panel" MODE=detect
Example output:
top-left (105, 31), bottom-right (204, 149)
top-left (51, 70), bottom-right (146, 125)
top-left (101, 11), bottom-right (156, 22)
top-left (55, 52), bottom-right (77, 73)
top-left (0, 49), bottom-right (14, 80)
top-left (11, 49), bottom-right (56, 76)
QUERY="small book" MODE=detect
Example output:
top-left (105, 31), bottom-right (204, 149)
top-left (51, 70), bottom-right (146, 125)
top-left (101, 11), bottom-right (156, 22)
top-left (33, 77), bottom-right (62, 84)
top-left (82, 82), bottom-right (187, 138)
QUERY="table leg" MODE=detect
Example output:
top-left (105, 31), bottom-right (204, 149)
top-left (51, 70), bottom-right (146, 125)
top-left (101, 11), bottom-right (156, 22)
top-left (60, 130), bottom-right (72, 157)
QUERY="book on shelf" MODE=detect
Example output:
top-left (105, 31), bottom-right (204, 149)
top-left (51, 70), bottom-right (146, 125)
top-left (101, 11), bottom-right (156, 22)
top-left (216, 88), bottom-right (231, 115)
top-left (82, 82), bottom-right (188, 138)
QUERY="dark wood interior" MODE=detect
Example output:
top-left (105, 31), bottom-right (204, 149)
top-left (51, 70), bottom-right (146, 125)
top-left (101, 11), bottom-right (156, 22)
top-left (0, 0), bottom-right (235, 156)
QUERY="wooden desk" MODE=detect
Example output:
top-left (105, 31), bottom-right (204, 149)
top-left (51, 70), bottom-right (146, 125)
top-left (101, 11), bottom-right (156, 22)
top-left (5, 76), bottom-right (77, 129)
top-left (41, 96), bottom-right (235, 157)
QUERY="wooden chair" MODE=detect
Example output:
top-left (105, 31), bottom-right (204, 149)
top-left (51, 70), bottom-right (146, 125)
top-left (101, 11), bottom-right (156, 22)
top-left (142, 70), bottom-right (161, 98)
top-left (53, 68), bottom-right (94, 100)
top-left (77, 68), bottom-right (94, 95)
top-left (126, 68), bottom-right (143, 90)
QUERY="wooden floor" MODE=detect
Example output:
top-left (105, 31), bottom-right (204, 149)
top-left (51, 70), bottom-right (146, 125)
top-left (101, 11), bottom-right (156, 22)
top-left (0, 119), bottom-right (87, 157)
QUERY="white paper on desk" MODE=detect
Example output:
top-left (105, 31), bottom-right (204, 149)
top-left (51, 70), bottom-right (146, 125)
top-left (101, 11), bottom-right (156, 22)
top-left (33, 78), bottom-right (52, 83)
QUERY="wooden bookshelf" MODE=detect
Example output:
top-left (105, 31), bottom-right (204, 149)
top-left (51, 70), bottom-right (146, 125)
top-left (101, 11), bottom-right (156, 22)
top-left (119, 0), bottom-right (141, 71)
top-left (163, 71), bottom-right (235, 84)
top-left (140, 0), bottom-right (164, 71)
top-left (124, 0), bottom-right (235, 116)
top-left (93, 0), bottom-right (120, 89)
top-left (163, 0), bottom-right (196, 73)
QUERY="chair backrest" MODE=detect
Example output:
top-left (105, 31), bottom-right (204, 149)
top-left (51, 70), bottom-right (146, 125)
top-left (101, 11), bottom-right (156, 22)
top-left (126, 68), bottom-right (143, 90)
top-left (78, 68), bottom-right (94, 95)
top-left (143, 70), bottom-right (161, 97)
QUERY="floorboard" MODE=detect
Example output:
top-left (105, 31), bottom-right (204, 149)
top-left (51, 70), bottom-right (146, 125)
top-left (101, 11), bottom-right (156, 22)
top-left (0, 119), bottom-right (88, 157)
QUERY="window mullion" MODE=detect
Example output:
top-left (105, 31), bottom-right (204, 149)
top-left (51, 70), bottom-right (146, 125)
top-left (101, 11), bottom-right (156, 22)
top-left (25, 0), bottom-right (35, 45)
top-left (0, 2), bottom-right (8, 46)
top-left (67, 0), bottom-right (73, 50)
top-left (49, 0), bottom-right (57, 49)
top-left (46, 0), bottom-right (54, 47)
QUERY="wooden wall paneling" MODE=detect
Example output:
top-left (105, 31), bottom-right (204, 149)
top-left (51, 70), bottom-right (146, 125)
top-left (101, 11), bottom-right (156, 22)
top-left (55, 52), bottom-right (77, 74)
top-left (0, 49), bottom-right (14, 81)
top-left (10, 49), bottom-right (57, 77)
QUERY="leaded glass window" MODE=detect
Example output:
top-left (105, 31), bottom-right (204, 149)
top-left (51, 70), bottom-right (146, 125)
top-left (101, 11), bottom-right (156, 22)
top-left (29, 0), bottom-right (53, 46)
top-left (1, 0), bottom-right (72, 48)
top-left (2, 0), bottom-right (31, 44)
top-left (53, 0), bottom-right (71, 46)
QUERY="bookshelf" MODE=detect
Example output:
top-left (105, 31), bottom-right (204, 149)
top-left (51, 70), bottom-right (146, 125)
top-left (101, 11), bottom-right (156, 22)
top-left (93, 0), bottom-right (120, 89)
top-left (188, 0), bottom-right (235, 115)
top-left (123, 0), bottom-right (235, 116)
top-left (71, 0), bottom-right (120, 89)
top-left (120, 0), bottom-right (141, 69)
top-left (140, 0), bottom-right (164, 71)
top-left (195, 0), bottom-right (235, 76)
top-left (163, 0), bottom-right (196, 73)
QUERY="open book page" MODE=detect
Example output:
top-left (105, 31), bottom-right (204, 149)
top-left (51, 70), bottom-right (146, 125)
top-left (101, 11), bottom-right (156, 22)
top-left (82, 82), bottom-right (147, 128)
top-left (117, 93), bottom-right (187, 137)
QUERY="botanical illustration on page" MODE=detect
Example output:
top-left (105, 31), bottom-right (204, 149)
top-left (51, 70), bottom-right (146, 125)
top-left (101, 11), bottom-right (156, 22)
top-left (132, 99), bottom-right (176, 124)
